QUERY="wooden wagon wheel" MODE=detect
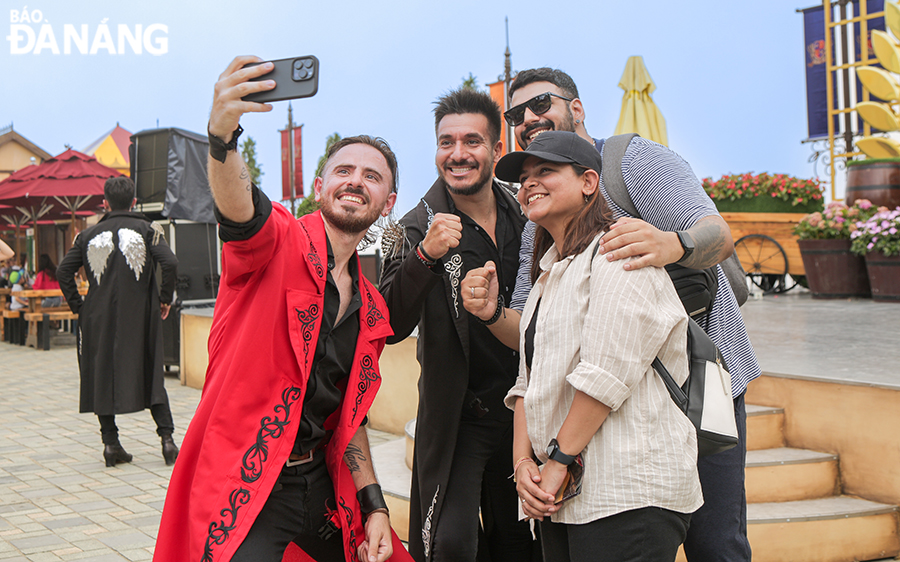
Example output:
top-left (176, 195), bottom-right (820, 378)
top-left (734, 234), bottom-right (797, 294)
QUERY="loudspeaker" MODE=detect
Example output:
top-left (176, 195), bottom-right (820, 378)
top-left (160, 220), bottom-right (219, 302)
top-left (157, 219), bottom-right (220, 368)
top-left (131, 129), bottom-right (171, 205)
top-left (130, 128), bottom-right (212, 222)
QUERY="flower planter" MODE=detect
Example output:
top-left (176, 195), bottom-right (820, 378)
top-left (864, 251), bottom-right (900, 302)
top-left (798, 239), bottom-right (870, 299)
top-left (713, 197), bottom-right (823, 215)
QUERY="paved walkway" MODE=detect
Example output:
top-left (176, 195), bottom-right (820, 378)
top-left (741, 290), bottom-right (900, 388)
top-left (0, 344), bottom-right (195, 561)
top-left (0, 342), bottom-right (392, 561)
top-left (2, 290), bottom-right (898, 561)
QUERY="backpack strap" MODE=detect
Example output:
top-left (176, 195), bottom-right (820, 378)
top-left (600, 133), bottom-right (640, 218)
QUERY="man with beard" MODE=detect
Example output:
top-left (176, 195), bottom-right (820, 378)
top-left (379, 88), bottom-right (532, 562)
top-left (155, 56), bottom-right (412, 562)
top-left (463, 68), bottom-right (760, 562)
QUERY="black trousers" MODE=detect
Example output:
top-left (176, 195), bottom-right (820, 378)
top-left (231, 454), bottom-right (345, 562)
top-left (430, 415), bottom-right (534, 562)
top-left (97, 402), bottom-right (174, 445)
top-left (682, 393), bottom-right (751, 562)
top-left (540, 507), bottom-right (691, 562)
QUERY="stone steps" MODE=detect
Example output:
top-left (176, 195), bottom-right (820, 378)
top-left (375, 403), bottom-right (900, 561)
top-left (738, 404), bottom-right (899, 562)
top-left (746, 447), bottom-right (839, 503)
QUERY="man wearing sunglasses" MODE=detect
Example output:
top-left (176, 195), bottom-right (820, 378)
top-left (462, 68), bottom-right (760, 562)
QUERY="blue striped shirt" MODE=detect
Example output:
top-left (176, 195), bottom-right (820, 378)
top-left (510, 136), bottom-right (761, 396)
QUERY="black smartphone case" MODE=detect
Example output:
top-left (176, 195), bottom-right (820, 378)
top-left (242, 56), bottom-right (319, 103)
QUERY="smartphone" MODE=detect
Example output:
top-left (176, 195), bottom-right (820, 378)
top-left (242, 55), bottom-right (319, 103)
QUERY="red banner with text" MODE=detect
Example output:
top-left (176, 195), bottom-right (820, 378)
top-left (281, 126), bottom-right (304, 201)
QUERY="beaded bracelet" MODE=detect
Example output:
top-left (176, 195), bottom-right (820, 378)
top-left (417, 242), bottom-right (437, 263)
top-left (415, 243), bottom-right (438, 268)
top-left (477, 294), bottom-right (505, 326)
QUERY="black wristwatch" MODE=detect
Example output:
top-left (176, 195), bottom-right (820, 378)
top-left (675, 231), bottom-right (695, 264)
top-left (546, 438), bottom-right (576, 466)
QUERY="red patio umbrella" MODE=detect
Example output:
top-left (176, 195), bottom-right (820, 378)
top-left (0, 148), bottom-right (121, 256)
top-left (0, 148), bottom-right (121, 207)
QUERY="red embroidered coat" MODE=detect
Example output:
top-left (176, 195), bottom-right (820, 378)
top-left (155, 206), bottom-right (410, 562)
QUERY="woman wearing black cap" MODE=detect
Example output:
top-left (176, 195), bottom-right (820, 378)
top-left (490, 131), bottom-right (702, 561)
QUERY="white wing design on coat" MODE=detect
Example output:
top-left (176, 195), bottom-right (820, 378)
top-left (86, 231), bottom-right (114, 285)
top-left (117, 228), bottom-right (146, 281)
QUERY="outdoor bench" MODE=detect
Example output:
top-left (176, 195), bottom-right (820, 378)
top-left (22, 310), bottom-right (78, 350)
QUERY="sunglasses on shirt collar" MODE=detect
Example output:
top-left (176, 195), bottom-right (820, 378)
top-left (503, 92), bottom-right (574, 127)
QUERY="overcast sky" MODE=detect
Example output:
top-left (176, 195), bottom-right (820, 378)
top-left (2, 0), bottom-right (822, 215)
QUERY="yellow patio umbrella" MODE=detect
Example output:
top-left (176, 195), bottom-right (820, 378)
top-left (614, 56), bottom-right (668, 146)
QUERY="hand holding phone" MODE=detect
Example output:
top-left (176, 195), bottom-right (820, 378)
top-left (242, 56), bottom-right (319, 103)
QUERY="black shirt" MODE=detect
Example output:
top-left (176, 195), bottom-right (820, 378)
top-left (216, 187), bottom-right (362, 455)
top-left (445, 183), bottom-right (522, 421)
top-left (294, 238), bottom-right (361, 454)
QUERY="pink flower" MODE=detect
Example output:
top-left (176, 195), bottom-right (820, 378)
top-left (857, 199), bottom-right (873, 210)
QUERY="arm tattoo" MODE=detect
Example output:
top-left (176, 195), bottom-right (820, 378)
top-left (344, 443), bottom-right (368, 473)
top-left (239, 166), bottom-right (251, 192)
top-left (681, 217), bottom-right (729, 269)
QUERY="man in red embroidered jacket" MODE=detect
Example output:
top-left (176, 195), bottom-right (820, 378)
top-left (154, 56), bottom-right (412, 562)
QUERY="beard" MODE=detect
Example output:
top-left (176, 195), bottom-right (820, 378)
top-left (439, 159), bottom-right (494, 197)
top-left (519, 106), bottom-right (577, 148)
top-left (320, 188), bottom-right (384, 235)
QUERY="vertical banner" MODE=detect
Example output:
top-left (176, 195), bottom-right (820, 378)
top-left (854, 0), bottom-right (885, 65)
top-left (803, 5), bottom-right (831, 140)
top-left (281, 128), bottom-right (291, 201)
top-left (803, 0), bottom-right (885, 140)
top-left (855, 0), bottom-right (886, 121)
top-left (488, 80), bottom-right (511, 154)
top-left (293, 126), bottom-right (303, 199)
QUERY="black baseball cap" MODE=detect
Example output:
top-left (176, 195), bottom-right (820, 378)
top-left (494, 131), bottom-right (602, 183)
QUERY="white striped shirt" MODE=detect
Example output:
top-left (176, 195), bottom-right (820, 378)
top-left (510, 137), bottom-right (761, 396)
top-left (505, 234), bottom-right (704, 524)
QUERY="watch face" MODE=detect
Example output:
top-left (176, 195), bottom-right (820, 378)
top-left (678, 231), bottom-right (695, 251)
top-left (546, 439), bottom-right (558, 458)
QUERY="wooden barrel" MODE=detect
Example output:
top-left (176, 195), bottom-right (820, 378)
top-left (797, 239), bottom-right (870, 299)
top-left (846, 161), bottom-right (900, 209)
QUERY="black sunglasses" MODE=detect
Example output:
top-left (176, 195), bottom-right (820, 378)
top-left (504, 92), bottom-right (573, 127)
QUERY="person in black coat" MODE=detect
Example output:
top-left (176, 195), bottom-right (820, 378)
top-left (58, 177), bottom-right (179, 467)
top-left (380, 89), bottom-right (532, 562)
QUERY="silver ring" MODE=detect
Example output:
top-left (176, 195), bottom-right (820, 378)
top-left (471, 287), bottom-right (475, 298)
